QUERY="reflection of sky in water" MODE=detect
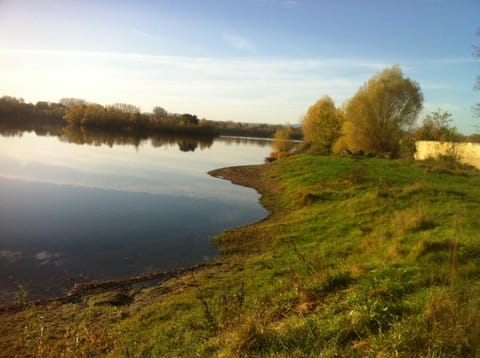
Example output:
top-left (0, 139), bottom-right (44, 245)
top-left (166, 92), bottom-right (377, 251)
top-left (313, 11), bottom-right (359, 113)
top-left (0, 133), bottom-right (271, 201)
top-left (0, 133), bottom-right (271, 302)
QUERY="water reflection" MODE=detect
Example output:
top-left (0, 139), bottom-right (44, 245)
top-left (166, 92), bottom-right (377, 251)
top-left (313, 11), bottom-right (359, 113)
top-left (0, 125), bottom-right (271, 303)
top-left (218, 136), bottom-right (272, 148)
top-left (0, 122), bottom-right (273, 152)
top-left (0, 120), bottom-right (64, 138)
top-left (61, 125), bottom-right (215, 152)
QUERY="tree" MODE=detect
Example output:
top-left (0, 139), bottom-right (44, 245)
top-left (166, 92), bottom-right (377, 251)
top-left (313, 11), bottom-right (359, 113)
top-left (179, 113), bottom-right (199, 126)
top-left (63, 103), bottom-right (88, 125)
top-left (111, 103), bottom-right (139, 114)
top-left (153, 106), bottom-right (168, 117)
top-left (341, 65), bottom-right (423, 155)
top-left (414, 110), bottom-right (461, 142)
top-left (35, 101), bottom-right (51, 110)
top-left (302, 95), bottom-right (343, 153)
top-left (59, 98), bottom-right (86, 108)
top-left (271, 126), bottom-right (295, 158)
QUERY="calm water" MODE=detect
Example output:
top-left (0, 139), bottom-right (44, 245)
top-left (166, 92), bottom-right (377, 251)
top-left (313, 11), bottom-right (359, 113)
top-left (0, 129), bottom-right (271, 302)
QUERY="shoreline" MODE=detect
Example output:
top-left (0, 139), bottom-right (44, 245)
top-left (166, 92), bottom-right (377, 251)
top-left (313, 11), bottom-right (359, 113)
top-left (0, 262), bottom-right (219, 313)
top-left (208, 164), bottom-right (270, 197)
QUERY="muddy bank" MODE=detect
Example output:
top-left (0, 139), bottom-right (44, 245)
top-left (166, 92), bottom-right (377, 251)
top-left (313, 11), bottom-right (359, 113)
top-left (209, 165), bottom-right (267, 194)
top-left (0, 263), bottom-right (222, 313)
top-left (209, 163), bottom-right (280, 215)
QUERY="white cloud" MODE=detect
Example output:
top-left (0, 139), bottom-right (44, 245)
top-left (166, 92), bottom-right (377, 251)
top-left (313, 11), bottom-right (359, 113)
top-left (0, 250), bottom-right (22, 263)
top-left (223, 34), bottom-right (255, 51)
top-left (35, 250), bottom-right (63, 265)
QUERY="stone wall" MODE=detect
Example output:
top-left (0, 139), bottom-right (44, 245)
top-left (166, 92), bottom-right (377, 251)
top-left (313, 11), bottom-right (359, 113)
top-left (415, 140), bottom-right (480, 169)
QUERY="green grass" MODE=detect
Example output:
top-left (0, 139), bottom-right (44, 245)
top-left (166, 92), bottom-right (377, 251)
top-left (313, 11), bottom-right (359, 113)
top-left (1, 154), bottom-right (480, 357)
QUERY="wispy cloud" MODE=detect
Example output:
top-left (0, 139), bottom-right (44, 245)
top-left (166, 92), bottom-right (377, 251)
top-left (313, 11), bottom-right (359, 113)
top-left (223, 34), bottom-right (255, 51)
top-left (281, 0), bottom-right (298, 8)
top-left (132, 28), bottom-right (154, 40)
top-left (253, 0), bottom-right (299, 8)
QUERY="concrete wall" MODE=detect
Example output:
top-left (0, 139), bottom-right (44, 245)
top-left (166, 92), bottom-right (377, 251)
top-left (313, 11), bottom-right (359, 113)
top-left (415, 140), bottom-right (480, 169)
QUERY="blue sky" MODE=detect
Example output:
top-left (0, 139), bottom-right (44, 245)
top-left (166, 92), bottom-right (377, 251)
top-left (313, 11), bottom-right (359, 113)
top-left (0, 0), bottom-right (478, 132)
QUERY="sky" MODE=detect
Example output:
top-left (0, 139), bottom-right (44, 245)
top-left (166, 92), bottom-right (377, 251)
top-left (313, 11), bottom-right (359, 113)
top-left (0, 0), bottom-right (479, 133)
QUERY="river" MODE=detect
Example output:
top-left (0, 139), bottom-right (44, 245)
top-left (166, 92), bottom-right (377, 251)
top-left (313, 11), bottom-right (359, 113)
top-left (0, 128), bottom-right (271, 303)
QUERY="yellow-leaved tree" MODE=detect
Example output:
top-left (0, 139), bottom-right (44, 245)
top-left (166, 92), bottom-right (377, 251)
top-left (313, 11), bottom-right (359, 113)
top-left (340, 65), bottom-right (423, 155)
top-left (271, 126), bottom-right (294, 158)
top-left (302, 95), bottom-right (343, 153)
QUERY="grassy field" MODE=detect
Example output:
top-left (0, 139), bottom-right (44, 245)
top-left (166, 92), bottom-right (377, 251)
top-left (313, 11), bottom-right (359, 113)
top-left (1, 154), bottom-right (479, 357)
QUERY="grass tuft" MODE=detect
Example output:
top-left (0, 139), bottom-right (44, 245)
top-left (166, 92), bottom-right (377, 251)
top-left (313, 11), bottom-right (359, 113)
top-left (414, 239), bottom-right (456, 259)
top-left (392, 207), bottom-right (435, 236)
top-left (418, 156), bottom-right (478, 176)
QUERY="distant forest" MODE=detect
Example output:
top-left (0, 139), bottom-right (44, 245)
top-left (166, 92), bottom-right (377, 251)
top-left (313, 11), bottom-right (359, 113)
top-left (0, 96), bottom-right (302, 139)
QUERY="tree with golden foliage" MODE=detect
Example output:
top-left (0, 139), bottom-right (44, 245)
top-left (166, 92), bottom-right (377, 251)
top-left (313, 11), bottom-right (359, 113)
top-left (302, 95), bottom-right (343, 153)
top-left (340, 65), bottom-right (423, 155)
top-left (271, 126), bottom-right (294, 158)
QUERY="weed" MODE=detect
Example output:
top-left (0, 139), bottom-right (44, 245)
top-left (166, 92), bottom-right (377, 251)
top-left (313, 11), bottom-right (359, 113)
top-left (289, 240), bottom-right (322, 276)
top-left (190, 273), bottom-right (218, 335)
top-left (12, 283), bottom-right (30, 306)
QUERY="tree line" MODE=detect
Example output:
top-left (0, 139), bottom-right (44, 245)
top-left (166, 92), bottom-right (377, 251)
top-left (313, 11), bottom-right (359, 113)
top-left (289, 65), bottom-right (479, 159)
top-left (59, 98), bottom-right (215, 135)
top-left (0, 96), bottom-right (66, 125)
top-left (213, 120), bottom-right (302, 139)
top-left (0, 96), bottom-right (296, 139)
top-left (0, 96), bottom-right (216, 136)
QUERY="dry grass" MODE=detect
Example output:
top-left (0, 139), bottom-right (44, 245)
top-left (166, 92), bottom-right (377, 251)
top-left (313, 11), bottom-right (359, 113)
top-left (392, 207), bottom-right (435, 236)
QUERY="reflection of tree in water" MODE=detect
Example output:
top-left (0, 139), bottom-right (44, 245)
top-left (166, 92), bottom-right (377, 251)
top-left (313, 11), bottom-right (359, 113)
top-left (61, 125), bottom-right (144, 147)
top-left (0, 121), bottom-right (280, 153)
top-left (177, 139), bottom-right (198, 152)
top-left (0, 121), bottom-right (64, 138)
top-left (150, 133), bottom-right (214, 151)
top-left (216, 136), bottom-right (272, 148)
top-left (0, 122), bottom-right (215, 152)
top-left (62, 125), bottom-right (215, 152)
